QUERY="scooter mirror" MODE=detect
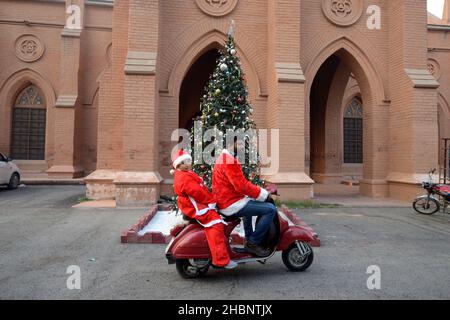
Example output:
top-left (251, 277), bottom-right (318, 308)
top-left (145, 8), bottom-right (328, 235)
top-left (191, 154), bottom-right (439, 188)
top-left (266, 183), bottom-right (279, 196)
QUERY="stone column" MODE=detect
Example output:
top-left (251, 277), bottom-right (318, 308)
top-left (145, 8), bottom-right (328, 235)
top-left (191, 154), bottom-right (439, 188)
top-left (113, 0), bottom-right (162, 207)
top-left (84, 0), bottom-right (128, 200)
top-left (265, 0), bottom-right (314, 200)
top-left (384, 1), bottom-right (440, 201)
top-left (359, 98), bottom-right (390, 198)
top-left (47, 0), bottom-right (84, 179)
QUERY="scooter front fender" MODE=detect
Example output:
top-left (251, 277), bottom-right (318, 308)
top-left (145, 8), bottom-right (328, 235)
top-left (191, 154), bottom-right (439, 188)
top-left (277, 226), bottom-right (316, 251)
top-left (169, 225), bottom-right (211, 260)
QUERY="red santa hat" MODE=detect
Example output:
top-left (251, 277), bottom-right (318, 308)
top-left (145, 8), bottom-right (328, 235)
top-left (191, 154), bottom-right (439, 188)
top-left (172, 149), bottom-right (192, 169)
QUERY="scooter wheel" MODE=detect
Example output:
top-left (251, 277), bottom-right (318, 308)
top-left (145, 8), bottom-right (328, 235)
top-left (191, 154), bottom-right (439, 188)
top-left (175, 259), bottom-right (209, 279)
top-left (282, 243), bottom-right (313, 272)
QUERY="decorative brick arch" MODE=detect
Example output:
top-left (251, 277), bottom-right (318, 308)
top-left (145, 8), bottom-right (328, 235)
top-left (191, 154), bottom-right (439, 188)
top-left (340, 82), bottom-right (363, 128)
top-left (438, 93), bottom-right (450, 119)
top-left (83, 69), bottom-right (106, 107)
top-left (161, 19), bottom-right (267, 96)
top-left (342, 84), bottom-right (362, 111)
top-left (167, 31), bottom-right (260, 99)
top-left (305, 36), bottom-right (386, 105)
top-left (302, 30), bottom-right (388, 91)
top-left (0, 68), bottom-right (56, 160)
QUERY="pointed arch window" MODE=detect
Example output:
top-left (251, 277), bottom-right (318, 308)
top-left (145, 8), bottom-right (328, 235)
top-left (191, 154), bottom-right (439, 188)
top-left (10, 85), bottom-right (46, 160)
top-left (343, 98), bottom-right (363, 164)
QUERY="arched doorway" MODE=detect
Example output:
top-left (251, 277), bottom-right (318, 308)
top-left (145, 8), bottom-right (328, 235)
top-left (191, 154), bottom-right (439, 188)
top-left (179, 49), bottom-right (220, 131)
top-left (309, 53), bottom-right (364, 185)
top-left (307, 44), bottom-right (388, 197)
top-left (10, 84), bottom-right (46, 160)
top-left (309, 54), bottom-right (341, 183)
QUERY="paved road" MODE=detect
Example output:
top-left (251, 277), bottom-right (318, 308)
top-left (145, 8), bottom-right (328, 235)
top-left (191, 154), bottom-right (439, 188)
top-left (0, 185), bottom-right (449, 299)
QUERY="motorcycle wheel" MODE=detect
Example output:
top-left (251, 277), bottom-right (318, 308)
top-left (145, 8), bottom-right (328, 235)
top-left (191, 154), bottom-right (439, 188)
top-left (175, 259), bottom-right (210, 279)
top-left (282, 243), bottom-right (313, 272)
top-left (413, 197), bottom-right (440, 215)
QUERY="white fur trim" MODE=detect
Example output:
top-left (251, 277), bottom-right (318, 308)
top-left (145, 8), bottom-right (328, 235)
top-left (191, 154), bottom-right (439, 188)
top-left (189, 198), bottom-right (226, 227)
top-left (219, 197), bottom-right (251, 216)
top-left (196, 208), bottom-right (210, 216)
top-left (217, 149), bottom-right (235, 165)
top-left (256, 188), bottom-right (269, 202)
top-left (189, 197), bottom-right (210, 216)
top-left (173, 153), bottom-right (192, 168)
top-left (198, 219), bottom-right (227, 228)
top-left (208, 203), bottom-right (217, 210)
top-left (222, 149), bottom-right (233, 156)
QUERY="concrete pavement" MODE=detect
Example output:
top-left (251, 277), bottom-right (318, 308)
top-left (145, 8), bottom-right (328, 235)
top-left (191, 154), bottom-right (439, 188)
top-left (0, 185), bottom-right (449, 299)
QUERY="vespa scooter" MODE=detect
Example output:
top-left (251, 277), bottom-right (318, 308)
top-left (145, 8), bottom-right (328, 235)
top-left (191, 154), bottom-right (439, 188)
top-left (165, 196), bottom-right (315, 278)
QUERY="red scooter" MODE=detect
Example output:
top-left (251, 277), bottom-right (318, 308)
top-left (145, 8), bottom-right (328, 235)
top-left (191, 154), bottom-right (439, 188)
top-left (165, 196), bottom-right (315, 278)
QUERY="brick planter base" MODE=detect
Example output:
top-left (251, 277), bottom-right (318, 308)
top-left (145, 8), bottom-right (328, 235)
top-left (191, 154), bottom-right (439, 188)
top-left (120, 204), bottom-right (172, 244)
top-left (121, 204), bottom-right (321, 247)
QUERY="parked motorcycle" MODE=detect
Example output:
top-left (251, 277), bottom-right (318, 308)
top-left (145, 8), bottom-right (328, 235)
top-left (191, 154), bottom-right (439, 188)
top-left (412, 169), bottom-right (450, 215)
top-left (165, 196), bottom-right (315, 278)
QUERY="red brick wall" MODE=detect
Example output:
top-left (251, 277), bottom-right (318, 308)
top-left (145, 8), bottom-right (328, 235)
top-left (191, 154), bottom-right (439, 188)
top-left (0, 0), bottom-right (448, 201)
top-left (0, 0), bottom-right (112, 173)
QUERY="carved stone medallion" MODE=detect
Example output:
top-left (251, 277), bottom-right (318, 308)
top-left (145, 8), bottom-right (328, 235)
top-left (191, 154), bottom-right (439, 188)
top-left (427, 58), bottom-right (441, 79)
top-left (196, 0), bottom-right (238, 17)
top-left (15, 34), bottom-right (45, 63)
top-left (322, 0), bottom-right (363, 27)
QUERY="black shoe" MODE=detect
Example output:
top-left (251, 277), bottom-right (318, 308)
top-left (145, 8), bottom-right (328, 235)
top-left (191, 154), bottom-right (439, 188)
top-left (244, 241), bottom-right (271, 257)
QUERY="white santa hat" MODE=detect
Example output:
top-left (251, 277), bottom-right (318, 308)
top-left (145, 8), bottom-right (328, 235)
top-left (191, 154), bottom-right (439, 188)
top-left (172, 149), bottom-right (192, 169)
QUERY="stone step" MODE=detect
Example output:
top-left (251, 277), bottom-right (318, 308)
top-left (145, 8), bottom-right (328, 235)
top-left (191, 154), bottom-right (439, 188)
top-left (21, 178), bottom-right (85, 185)
top-left (12, 160), bottom-right (48, 173)
top-left (341, 177), bottom-right (360, 186)
top-left (20, 172), bottom-right (84, 185)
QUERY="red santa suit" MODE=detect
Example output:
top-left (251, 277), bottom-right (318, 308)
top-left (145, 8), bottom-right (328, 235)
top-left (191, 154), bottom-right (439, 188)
top-left (172, 150), bottom-right (230, 267)
top-left (212, 149), bottom-right (269, 216)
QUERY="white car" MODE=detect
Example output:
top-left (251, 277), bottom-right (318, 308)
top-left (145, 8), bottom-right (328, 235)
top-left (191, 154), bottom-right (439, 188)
top-left (0, 153), bottom-right (21, 189)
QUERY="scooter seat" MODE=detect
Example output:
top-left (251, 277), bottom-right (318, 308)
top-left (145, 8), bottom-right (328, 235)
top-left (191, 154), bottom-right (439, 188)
top-left (222, 215), bottom-right (241, 223)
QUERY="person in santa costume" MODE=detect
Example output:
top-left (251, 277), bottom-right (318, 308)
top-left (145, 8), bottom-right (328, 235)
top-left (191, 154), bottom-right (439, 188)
top-left (172, 149), bottom-right (237, 269)
top-left (212, 139), bottom-right (277, 257)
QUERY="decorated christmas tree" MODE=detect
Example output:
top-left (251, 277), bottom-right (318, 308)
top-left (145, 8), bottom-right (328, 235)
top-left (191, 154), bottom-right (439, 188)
top-left (192, 26), bottom-right (264, 189)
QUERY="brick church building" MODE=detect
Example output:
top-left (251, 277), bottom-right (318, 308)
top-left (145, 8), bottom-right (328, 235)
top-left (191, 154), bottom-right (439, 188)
top-left (0, 0), bottom-right (449, 206)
